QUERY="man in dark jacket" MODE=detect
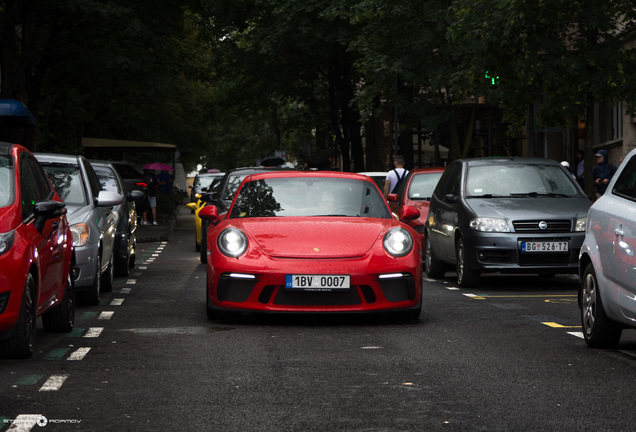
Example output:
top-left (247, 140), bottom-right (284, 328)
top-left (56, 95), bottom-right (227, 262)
top-left (593, 149), bottom-right (617, 197)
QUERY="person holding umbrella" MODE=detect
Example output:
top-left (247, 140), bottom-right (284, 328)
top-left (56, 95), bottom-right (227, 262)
top-left (141, 168), bottom-right (159, 225)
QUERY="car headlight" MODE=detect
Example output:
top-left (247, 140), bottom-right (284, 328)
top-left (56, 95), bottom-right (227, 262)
top-left (0, 230), bottom-right (15, 256)
top-left (383, 227), bottom-right (414, 257)
top-left (70, 223), bottom-right (89, 247)
top-left (575, 217), bottom-right (587, 232)
top-left (470, 218), bottom-right (510, 232)
top-left (217, 227), bottom-right (248, 258)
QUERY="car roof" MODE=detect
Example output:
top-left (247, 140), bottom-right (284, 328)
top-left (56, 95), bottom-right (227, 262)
top-left (34, 152), bottom-right (83, 164)
top-left (246, 170), bottom-right (371, 182)
top-left (410, 167), bottom-right (445, 173)
top-left (459, 157), bottom-right (561, 166)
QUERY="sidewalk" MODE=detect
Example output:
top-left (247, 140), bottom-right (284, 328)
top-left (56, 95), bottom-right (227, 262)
top-left (136, 204), bottom-right (194, 243)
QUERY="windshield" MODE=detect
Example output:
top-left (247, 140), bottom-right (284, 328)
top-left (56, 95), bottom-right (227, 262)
top-left (223, 174), bottom-right (249, 201)
top-left (41, 163), bottom-right (88, 205)
top-left (0, 155), bottom-right (14, 207)
top-left (229, 177), bottom-right (392, 219)
top-left (466, 164), bottom-right (580, 198)
top-left (408, 172), bottom-right (443, 200)
top-left (195, 175), bottom-right (221, 191)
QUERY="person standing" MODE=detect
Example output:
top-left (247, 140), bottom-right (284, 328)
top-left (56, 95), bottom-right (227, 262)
top-left (142, 169), bottom-right (159, 225)
top-left (592, 149), bottom-right (617, 197)
top-left (575, 150), bottom-right (585, 188)
top-left (383, 155), bottom-right (409, 197)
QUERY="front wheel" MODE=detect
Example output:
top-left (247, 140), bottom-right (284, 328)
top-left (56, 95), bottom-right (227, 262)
top-left (42, 273), bottom-right (75, 332)
top-left (200, 220), bottom-right (208, 264)
top-left (101, 252), bottom-right (114, 292)
top-left (424, 230), bottom-right (445, 278)
top-left (456, 237), bottom-right (480, 287)
top-left (81, 254), bottom-right (101, 306)
top-left (580, 263), bottom-right (622, 348)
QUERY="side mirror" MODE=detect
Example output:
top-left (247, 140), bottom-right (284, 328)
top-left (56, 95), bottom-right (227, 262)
top-left (387, 193), bottom-right (399, 203)
top-left (33, 200), bottom-right (66, 234)
top-left (400, 205), bottom-right (420, 224)
top-left (96, 190), bottom-right (123, 207)
top-left (444, 194), bottom-right (457, 204)
top-left (128, 190), bottom-right (145, 201)
top-left (199, 205), bottom-right (220, 224)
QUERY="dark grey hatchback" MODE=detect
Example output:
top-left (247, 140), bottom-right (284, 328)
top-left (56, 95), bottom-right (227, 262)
top-left (424, 157), bottom-right (591, 287)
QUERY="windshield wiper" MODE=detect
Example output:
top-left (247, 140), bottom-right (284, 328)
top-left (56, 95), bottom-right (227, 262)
top-left (467, 194), bottom-right (507, 198)
top-left (510, 192), bottom-right (570, 198)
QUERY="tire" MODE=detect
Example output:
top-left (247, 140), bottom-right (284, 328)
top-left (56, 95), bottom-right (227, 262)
top-left (115, 236), bottom-right (132, 277)
top-left (580, 263), bottom-right (622, 348)
top-left (195, 229), bottom-right (201, 252)
top-left (200, 220), bottom-right (207, 264)
top-left (81, 253), bottom-right (101, 306)
top-left (456, 237), bottom-right (480, 287)
top-left (0, 273), bottom-right (36, 358)
top-left (424, 230), bottom-right (445, 278)
top-left (101, 252), bottom-right (115, 292)
top-left (129, 237), bottom-right (136, 270)
top-left (42, 273), bottom-right (75, 333)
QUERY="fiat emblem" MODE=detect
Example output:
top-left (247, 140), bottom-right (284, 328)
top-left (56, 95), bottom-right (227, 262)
top-left (538, 221), bottom-right (548, 230)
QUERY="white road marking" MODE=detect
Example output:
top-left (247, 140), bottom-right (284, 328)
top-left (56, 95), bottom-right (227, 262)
top-left (98, 311), bottom-right (114, 320)
top-left (120, 288), bottom-right (132, 294)
top-left (39, 375), bottom-right (69, 391)
top-left (138, 266), bottom-right (147, 270)
top-left (126, 279), bottom-right (136, 284)
top-left (110, 298), bottom-right (124, 306)
top-left (84, 327), bottom-right (104, 338)
top-left (568, 332), bottom-right (584, 339)
top-left (68, 347), bottom-right (91, 361)
top-left (5, 414), bottom-right (41, 431)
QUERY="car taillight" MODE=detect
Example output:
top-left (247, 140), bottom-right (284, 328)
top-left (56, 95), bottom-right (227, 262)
top-left (136, 182), bottom-right (148, 189)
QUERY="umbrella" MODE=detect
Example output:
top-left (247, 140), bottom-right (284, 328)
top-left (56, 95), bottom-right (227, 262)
top-left (143, 162), bottom-right (174, 171)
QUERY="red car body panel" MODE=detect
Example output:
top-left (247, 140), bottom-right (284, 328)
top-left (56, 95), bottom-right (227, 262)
top-left (388, 167), bottom-right (445, 244)
top-left (0, 144), bottom-right (74, 336)
top-left (204, 171), bottom-right (422, 315)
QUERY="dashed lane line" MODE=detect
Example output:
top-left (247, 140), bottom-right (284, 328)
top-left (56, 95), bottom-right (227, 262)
top-left (67, 347), bottom-right (91, 361)
top-left (39, 375), bottom-right (69, 392)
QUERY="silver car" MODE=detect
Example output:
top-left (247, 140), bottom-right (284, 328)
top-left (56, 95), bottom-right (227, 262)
top-left (579, 148), bottom-right (636, 348)
top-left (90, 160), bottom-right (145, 278)
top-left (35, 153), bottom-right (122, 305)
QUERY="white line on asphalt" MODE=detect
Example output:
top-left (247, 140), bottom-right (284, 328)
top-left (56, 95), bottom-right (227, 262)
top-left (68, 347), bottom-right (91, 361)
top-left (5, 414), bottom-right (41, 431)
top-left (110, 298), bottom-right (124, 306)
top-left (568, 332), bottom-right (584, 339)
top-left (446, 287), bottom-right (460, 290)
top-left (152, 253), bottom-right (160, 257)
top-left (126, 279), bottom-right (136, 284)
top-left (98, 311), bottom-right (114, 320)
top-left (120, 288), bottom-right (132, 294)
top-left (139, 266), bottom-right (147, 270)
top-left (84, 327), bottom-right (104, 338)
top-left (39, 375), bottom-right (69, 391)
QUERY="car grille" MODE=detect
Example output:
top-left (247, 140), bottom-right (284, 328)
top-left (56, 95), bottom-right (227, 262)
top-left (269, 286), bottom-right (364, 306)
top-left (513, 220), bottom-right (572, 233)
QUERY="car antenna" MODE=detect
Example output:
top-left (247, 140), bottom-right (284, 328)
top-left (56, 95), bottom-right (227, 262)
top-left (503, 146), bottom-right (513, 159)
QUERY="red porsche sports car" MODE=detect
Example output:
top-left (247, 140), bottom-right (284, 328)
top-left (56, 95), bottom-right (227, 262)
top-left (0, 142), bottom-right (75, 358)
top-left (199, 171), bottom-right (423, 320)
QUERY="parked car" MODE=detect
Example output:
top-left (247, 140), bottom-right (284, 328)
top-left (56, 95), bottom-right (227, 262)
top-left (111, 161), bottom-right (148, 220)
top-left (424, 157), bottom-right (591, 287)
top-left (579, 148), bottom-right (636, 348)
top-left (189, 172), bottom-right (225, 203)
top-left (357, 171), bottom-right (388, 191)
top-left (36, 153), bottom-right (122, 305)
top-left (0, 142), bottom-right (75, 358)
top-left (388, 167), bottom-right (445, 245)
top-left (199, 171), bottom-right (422, 320)
top-left (194, 166), bottom-right (295, 263)
top-left (90, 160), bottom-right (145, 277)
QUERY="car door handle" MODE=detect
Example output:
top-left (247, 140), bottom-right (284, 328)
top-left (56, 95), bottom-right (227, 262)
top-left (615, 228), bottom-right (624, 239)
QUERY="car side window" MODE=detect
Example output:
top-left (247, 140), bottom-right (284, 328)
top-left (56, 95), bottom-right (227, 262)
top-left (19, 153), bottom-right (53, 221)
top-left (83, 159), bottom-right (104, 199)
top-left (434, 163), bottom-right (460, 199)
top-left (612, 156), bottom-right (636, 201)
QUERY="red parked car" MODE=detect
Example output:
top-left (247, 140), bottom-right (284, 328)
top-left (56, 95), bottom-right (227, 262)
top-left (0, 142), bottom-right (75, 358)
top-left (199, 171), bottom-right (423, 320)
top-left (387, 167), bottom-right (445, 245)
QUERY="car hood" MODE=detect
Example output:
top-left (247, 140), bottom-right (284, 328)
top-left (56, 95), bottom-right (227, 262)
top-left (465, 197), bottom-right (591, 220)
top-left (0, 205), bottom-right (20, 232)
top-left (65, 204), bottom-right (93, 225)
top-left (234, 218), bottom-right (388, 258)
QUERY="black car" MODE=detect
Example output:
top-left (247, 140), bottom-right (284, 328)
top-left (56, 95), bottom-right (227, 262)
top-left (198, 166), bottom-right (295, 263)
top-left (91, 161), bottom-right (145, 277)
top-left (424, 157), bottom-right (591, 287)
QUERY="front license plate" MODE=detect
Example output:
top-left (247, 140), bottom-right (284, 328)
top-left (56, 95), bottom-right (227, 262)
top-left (521, 241), bottom-right (569, 252)
top-left (285, 274), bottom-right (350, 291)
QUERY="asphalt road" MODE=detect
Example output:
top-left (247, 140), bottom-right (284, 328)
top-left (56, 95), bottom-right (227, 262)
top-left (2, 207), bottom-right (636, 431)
